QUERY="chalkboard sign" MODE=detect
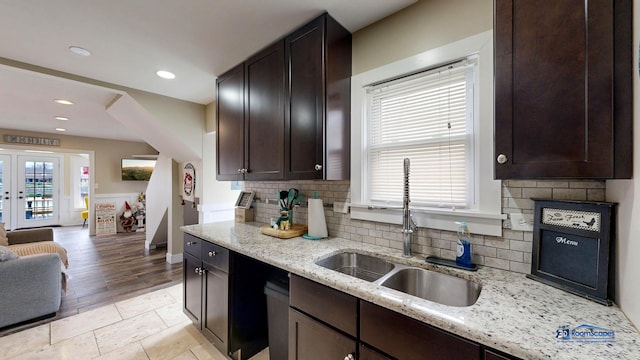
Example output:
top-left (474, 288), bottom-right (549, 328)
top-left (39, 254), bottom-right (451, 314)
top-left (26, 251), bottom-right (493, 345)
top-left (527, 199), bottom-right (615, 305)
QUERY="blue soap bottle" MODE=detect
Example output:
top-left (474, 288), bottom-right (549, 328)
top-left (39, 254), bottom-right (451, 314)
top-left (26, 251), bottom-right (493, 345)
top-left (455, 221), bottom-right (473, 268)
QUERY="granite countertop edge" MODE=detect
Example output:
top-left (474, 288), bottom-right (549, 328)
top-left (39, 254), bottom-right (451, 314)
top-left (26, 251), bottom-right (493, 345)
top-left (182, 221), bottom-right (639, 360)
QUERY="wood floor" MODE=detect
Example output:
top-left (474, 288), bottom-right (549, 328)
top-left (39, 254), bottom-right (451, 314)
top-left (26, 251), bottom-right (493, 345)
top-left (0, 226), bottom-right (183, 336)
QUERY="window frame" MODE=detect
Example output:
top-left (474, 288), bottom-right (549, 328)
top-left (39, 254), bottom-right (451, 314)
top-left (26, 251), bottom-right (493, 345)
top-left (350, 30), bottom-right (504, 236)
top-left (364, 58), bottom-right (477, 209)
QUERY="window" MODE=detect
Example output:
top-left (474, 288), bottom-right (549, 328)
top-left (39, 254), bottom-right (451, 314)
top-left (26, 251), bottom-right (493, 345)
top-left (350, 31), bottom-right (504, 236)
top-left (71, 155), bottom-right (89, 209)
top-left (365, 59), bottom-right (476, 208)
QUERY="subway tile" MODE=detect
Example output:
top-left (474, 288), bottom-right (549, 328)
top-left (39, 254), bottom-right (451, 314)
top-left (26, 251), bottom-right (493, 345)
top-left (484, 237), bottom-right (511, 249)
top-left (508, 197), bottom-right (534, 210)
top-left (472, 245), bottom-right (497, 258)
top-left (536, 181), bottom-right (569, 188)
top-left (509, 240), bottom-right (532, 252)
top-left (552, 188), bottom-right (586, 200)
top-left (504, 180), bottom-right (537, 187)
top-left (485, 257), bottom-right (510, 270)
top-left (522, 187), bottom-right (552, 199)
top-left (503, 230), bottom-right (524, 241)
top-left (509, 261), bottom-right (531, 274)
top-left (569, 181), bottom-right (605, 189)
top-left (497, 249), bottom-right (524, 262)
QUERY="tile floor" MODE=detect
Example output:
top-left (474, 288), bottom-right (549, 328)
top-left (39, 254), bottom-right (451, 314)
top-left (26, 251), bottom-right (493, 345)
top-left (0, 284), bottom-right (270, 360)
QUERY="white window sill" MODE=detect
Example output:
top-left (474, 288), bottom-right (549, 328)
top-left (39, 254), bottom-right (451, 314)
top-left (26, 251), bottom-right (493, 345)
top-left (350, 203), bottom-right (506, 237)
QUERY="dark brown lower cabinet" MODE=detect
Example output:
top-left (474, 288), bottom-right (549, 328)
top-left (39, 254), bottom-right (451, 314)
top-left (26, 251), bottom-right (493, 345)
top-left (361, 301), bottom-right (481, 359)
top-left (360, 344), bottom-right (392, 360)
top-left (183, 251), bottom-right (203, 324)
top-left (183, 235), bottom-right (275, 360)
top-left (201, 262), bottom-right (228, 349)
top-left (183, 236), bottom-right (230, 354)
top-left (289, 308), bottom-right (357, 360)
top-left (485, 349), bottom-right (519, 360)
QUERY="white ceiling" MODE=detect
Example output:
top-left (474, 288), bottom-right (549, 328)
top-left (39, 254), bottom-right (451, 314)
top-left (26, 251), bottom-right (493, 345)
top-left (0, 0), bottom-right (415, 142)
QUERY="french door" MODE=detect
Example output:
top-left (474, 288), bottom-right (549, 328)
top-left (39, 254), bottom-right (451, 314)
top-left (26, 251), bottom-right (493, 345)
top-left (0, 154), bottom-right (60, 229)
top-left (0, 155), bottom-right (12, 225)
top-left (16, 156), bottom-right (60, 228)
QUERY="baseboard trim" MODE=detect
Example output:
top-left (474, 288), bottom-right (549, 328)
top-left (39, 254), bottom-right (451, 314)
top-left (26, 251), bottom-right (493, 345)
top-left (166, 252), bottom-right (183, 264)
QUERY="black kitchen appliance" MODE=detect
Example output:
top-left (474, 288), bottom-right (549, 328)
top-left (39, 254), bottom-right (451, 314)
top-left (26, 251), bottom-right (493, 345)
top-left (527, 199), bottom-right (615, 305)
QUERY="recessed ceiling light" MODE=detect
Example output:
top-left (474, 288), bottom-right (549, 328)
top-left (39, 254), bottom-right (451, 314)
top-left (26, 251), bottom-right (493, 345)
top-left (54, 116), bottom-right (69, 121)
top-left (55, 128), bottom-right (66, 132)
top-left (54, 99), bottom-right (74, 105)
top-left (69, 46), bottom-right (91, 57)
top-left (156, 70), bottom-right (176, 79)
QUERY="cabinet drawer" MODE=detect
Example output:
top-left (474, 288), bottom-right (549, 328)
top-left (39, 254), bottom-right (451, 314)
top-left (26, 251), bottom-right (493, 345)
top-left (184, 234), bottom-right (203, 258)
top-left (360, 301), bottom-right (481, 360)
top-left (202, 241), bottom-right (229, 272)
top-left (289, 274), bottom-right (357, 337)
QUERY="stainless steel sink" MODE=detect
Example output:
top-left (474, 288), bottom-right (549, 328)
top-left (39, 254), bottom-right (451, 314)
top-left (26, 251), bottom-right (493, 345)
top-left (379, 268), bottom-right (481, 307)
top-left (315, 252), bottom-right (395, 282)
top-left (315, 251), bottom-right (482, 307)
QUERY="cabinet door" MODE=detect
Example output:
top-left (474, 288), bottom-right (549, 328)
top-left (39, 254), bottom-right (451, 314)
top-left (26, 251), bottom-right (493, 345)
top-left (494, 0), bottom-right (630, 179)
top-left (183, 252), bottom-right (202, 325)
top-left (485, 349), bottom-right (521, 360)
top-left (289, 308), bottom-right (356, 360)
top-left (289, 274), bottom-right (358, 337)
top-left (360, 301), bottom-right (481, 360)
top-left (216, 63), bottom-right (245, 181)
top-left (360, 344), bottom-right (392, 360)
top-left (202, 263), bottom-right (229, 352)
top-left (245, 42), bottom-right (285, 180)
top-left (285, 16), bottom-right (325, 180)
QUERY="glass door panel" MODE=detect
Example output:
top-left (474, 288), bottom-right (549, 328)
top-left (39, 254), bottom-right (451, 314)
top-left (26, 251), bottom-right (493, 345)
top-left (17, 156), bottom-right (59, 228)
top-left (0, 155), bottom-right (11, 227)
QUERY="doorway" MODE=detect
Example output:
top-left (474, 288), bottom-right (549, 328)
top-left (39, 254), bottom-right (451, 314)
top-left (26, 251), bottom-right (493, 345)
top-left (0, 153), bottom-right (61, 229)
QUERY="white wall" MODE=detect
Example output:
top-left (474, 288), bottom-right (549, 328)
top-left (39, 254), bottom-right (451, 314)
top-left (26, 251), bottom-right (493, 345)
top-left (145, 154), bottom-right (172, 249)
top-left (606, 0), bottom-right (640, 329)
top-left (200, 123), bottom-right (240, 224)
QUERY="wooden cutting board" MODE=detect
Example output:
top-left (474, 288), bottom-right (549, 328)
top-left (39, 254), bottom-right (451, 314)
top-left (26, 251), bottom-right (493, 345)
top-left (260, 224), bottom-right (308, 239)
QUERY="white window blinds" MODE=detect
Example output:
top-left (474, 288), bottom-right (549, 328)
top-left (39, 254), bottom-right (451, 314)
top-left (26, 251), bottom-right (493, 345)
top-left (365, 59), bottom-right (475, 208)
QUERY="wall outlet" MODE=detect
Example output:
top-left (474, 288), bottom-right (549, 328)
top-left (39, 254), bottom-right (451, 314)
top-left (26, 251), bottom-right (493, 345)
top-left (510, 213), bottom-right (533, 232)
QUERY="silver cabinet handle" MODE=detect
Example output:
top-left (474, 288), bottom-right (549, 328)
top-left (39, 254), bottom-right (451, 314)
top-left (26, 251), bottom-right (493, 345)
top-left (344, 354), bottom-right (355, 360)
top-left (186, 241), bottom-right (196, 246)
top-left (497, 154), bottom-right (508, 164)
top-left (194, 267), bottom-right (200, 275)
top-left (314, 164), bottom-right (322, 171)
top-left (208, 251), bottom-right (216, 257)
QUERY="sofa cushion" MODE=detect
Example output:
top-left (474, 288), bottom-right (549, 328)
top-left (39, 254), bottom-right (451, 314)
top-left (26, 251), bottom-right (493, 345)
top-left (0, 222), bottom-right (8, 247)
top-left (0, 245), bottom-right (19, 261)
top-left (9, 241), bottom-right (68, 268)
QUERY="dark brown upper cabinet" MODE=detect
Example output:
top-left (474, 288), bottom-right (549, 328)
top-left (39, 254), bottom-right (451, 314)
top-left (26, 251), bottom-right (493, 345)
top-left (494, 0), bottom-right (632, 179)
top-left (216, 64), bottom-right (245, 181)
top-left (216, 44), bottom-right (285, 181)
top-left (216, 13), bottom-right (351, 181)
top-left (244, 42), bottom-right (286, 181)
top-left (285, 14), bottom-right (352, 180)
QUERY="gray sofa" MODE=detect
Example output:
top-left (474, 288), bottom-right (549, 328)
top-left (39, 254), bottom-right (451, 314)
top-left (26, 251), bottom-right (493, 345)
top-left (0, 228), bottom-right (63, 329)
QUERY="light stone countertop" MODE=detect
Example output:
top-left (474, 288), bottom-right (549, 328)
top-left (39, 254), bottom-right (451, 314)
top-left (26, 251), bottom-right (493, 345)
top-left (182, 221), bottom-right (640, 359)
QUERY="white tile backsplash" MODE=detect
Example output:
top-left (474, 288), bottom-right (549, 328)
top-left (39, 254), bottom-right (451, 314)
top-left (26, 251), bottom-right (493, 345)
top-left (243, 179), bottom-right (605, 274)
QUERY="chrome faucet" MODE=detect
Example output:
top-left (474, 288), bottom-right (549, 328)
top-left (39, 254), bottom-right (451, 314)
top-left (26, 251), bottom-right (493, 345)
top-left (402, 158), bottom-right (417, 257)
